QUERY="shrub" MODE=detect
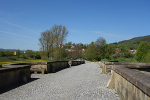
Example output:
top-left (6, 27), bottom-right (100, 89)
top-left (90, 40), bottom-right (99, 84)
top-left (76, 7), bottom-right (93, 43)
top-left (0, 51), bottom-right (5, 57)
top-left (22, 54), bottom-right (28, 59)
top-left (135, 41), bottom-right (150, 62)
top-left (111, 54), bottom-right (119, 60)
top-left (26, 50), bottom-right (34, 58)
top-left (124, 51), bottom-right (133, 58)
top-left (35, 52), bottom-right (41, 59)
top-left (143, 52), bottom-right (150, 63)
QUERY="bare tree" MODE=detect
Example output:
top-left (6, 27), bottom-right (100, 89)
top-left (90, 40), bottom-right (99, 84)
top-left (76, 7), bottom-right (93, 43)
top-left (95, 37), bottom-right (104, 46)
top-left (39, 24), bottom-right (68, 60)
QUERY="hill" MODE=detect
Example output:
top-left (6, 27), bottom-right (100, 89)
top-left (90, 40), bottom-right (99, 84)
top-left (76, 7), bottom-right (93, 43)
top-left (113, 35), bottom-right (150, 50)
top-left (0, 48), bottom-right (26, 53)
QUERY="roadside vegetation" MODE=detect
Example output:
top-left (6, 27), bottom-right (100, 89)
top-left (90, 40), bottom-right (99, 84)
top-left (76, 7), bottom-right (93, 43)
top-left (83, 37), bottom-right (150, 63)
top-left (0, 50), bottom-right (49, 68)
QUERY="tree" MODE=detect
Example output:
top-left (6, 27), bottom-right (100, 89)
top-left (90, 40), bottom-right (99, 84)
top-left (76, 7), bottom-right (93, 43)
top-left (35, 51), bottom-right (41, 59)
top-left (143, 51), bottom-right (150, 63)
top-left (84, 42), bottom-right (97, 61)
top-left (105, 44), bottom-right (116, 60)
top-left (95, 37), bottom-right (106, 61)
top-left (99, 39), bottom-right (107, 59)
top-left (16, 49), bottom-right (21, 58)
top-left (39, 24), bottom-right (68, 60)
top-left (4, 50), bottom-right (12, 57)
top-left (135, 41), bottom-right (150, 62)
top-left (0, 51), bottom-right (5, 57)
top-left (124, 51), bottom-right (133, 58)
top-left (26, 50), bottom-right (34, 58)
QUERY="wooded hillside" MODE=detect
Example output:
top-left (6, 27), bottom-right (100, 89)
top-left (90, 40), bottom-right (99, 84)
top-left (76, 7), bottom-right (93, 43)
top-left (113, 35), bottom-right (150, 50)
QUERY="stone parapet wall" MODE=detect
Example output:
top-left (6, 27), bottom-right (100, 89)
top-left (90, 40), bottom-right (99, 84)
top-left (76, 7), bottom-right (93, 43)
top-left (0, 65), bottom-right (31, 89)
top-left (1, 61), bottom-right (85, 90)
top-left (102, 61), bottom-right (150, 100)
top-left (100, 61), bottom-right (150, 74)
top-left (107, 65), bottom-right (150, 100)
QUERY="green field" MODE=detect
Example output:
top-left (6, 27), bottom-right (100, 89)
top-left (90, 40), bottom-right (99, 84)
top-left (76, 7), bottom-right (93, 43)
top-left (0, 56), bottom-right (51, 68)
top-left (102, 58), bottom-right (138, 62)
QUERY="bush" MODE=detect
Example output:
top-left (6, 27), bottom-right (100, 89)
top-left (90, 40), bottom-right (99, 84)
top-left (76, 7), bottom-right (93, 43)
top-left (143, 52), bottom-right (150, 63)
top-left (124, 51), bottom-right (133, 58)
top-left (35, 52), bottom-right (41, 59)
top-left (26, 50), bottom-right (34, 58)
top-left (111, 54), bottom-right (119, 60)
top-left (0, 51), bottom-right (5, 57)
top-left (135, 41), bottom-right (150, 62)
top-left (22, 54), bottom-right (28, 59)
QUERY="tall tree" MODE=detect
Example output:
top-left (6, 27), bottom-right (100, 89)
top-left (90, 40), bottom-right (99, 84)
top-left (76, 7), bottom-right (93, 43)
top-left (16, 49), bottom-right (21, 58)
top-left (95, 37), bottom-right (106, 61)
top-left (39, 24), bottom-right (68, 60)
top-left (84, 42), bottom-right (97, 61)
top-left (4, 50), bottom-right (12, 57)
top-left (135, 41), bottom-right (150, 62)
top-left (105, 44), bottom-right (116, 60)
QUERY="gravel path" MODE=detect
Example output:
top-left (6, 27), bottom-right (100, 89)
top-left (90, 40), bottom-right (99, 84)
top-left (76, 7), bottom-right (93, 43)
top-left (0, 62), bottom-right (120, 100)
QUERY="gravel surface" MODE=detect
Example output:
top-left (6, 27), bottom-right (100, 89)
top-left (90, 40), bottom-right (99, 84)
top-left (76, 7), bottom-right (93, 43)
top-left (0, 62), bottom-right (120, 100)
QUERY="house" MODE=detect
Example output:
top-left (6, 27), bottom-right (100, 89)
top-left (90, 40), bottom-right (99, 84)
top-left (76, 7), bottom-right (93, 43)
top-left (128, 50), bottom-right (137, 54)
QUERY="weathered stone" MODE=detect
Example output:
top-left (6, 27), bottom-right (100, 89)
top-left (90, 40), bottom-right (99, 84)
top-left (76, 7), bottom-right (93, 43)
top-left (68, 61), bottom-right (72, 67)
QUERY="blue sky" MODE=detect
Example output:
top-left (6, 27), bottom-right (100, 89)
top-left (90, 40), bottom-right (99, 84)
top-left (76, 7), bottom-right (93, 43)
top-left (0, 0), bottom-right (150, 51)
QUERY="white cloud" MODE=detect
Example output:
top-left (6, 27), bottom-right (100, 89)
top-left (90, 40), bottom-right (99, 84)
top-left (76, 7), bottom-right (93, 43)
top-left (69, 29), bottom-right (135, 40)
top-left (69, 29), bottom-right (84, 33)
top-left (93, 31), bottom-right (135, 40)
top-left (0, 31), bottom-right (37, 40)
top-left (2, 20), bottom-right (39, 34)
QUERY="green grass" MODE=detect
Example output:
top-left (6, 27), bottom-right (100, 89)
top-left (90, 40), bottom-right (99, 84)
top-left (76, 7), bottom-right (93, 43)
top-left (0, 56), bottom-right (52, 68)
top-left (102, 58), bottom-right (138, 62)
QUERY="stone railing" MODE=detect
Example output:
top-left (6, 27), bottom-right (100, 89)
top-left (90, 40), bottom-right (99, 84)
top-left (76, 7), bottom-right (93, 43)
top-left (1, 61), bottom-right (85, 90)
top-left (99, 61), bottom-right (150, 74)
top-left (0, 65), bottom-right (31, 89)
top-left (99, 61), bottom-right (150, 100)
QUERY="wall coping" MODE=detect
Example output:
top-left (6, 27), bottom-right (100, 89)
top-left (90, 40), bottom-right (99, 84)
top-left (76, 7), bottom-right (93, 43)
top-left (0, 65), bottom-right (31, 73)
top-left (111, 65), bottom-right (150, 96)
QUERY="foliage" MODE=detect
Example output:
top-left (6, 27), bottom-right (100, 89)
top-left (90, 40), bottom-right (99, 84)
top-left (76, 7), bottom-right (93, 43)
top-left (111, 54), bottom-right (119, 60)
top-left (4, 50), bottom-right (12, 57)
top-left (0, 59), bottom-right (50, 68)
top-left (94, 37), bottom-right (106, 61)
top-left (98, 39), bottom-right (107, 59)
top-left (135, 41), bottom-right (150, 62)
top-left (115, 35), bottom-right (150, 50)
top-left (0, 51), bottom-right (5, 57)
top-left (26, 50), bottom-right (34, 58)
top-left (34, 51), bottom-right (41, 59)
top-left (22, 54), bottom-right (28, 59)
top-left (105, 44), bottom-right (115, 60)
top-left (118, 44), bottom-right (128, 53)
top-left (84, 42), bottom-right (97, 61)
top-left (16, 49), bottom-right (21, 58)
top-left (124, 51), bottom-right (134, 58)
top-left (39, 24), bottom-right (68, 60)
top-left (143, 52), bottom-right (150, 63)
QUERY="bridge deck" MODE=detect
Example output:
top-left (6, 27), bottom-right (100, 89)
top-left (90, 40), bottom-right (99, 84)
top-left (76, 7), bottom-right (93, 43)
top-left (0, 62), bottom-right (120, 100)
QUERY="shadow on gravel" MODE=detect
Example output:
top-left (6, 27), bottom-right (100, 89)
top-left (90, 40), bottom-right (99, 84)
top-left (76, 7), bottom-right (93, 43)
top-left (0, 78), bottom-right (39, 94)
